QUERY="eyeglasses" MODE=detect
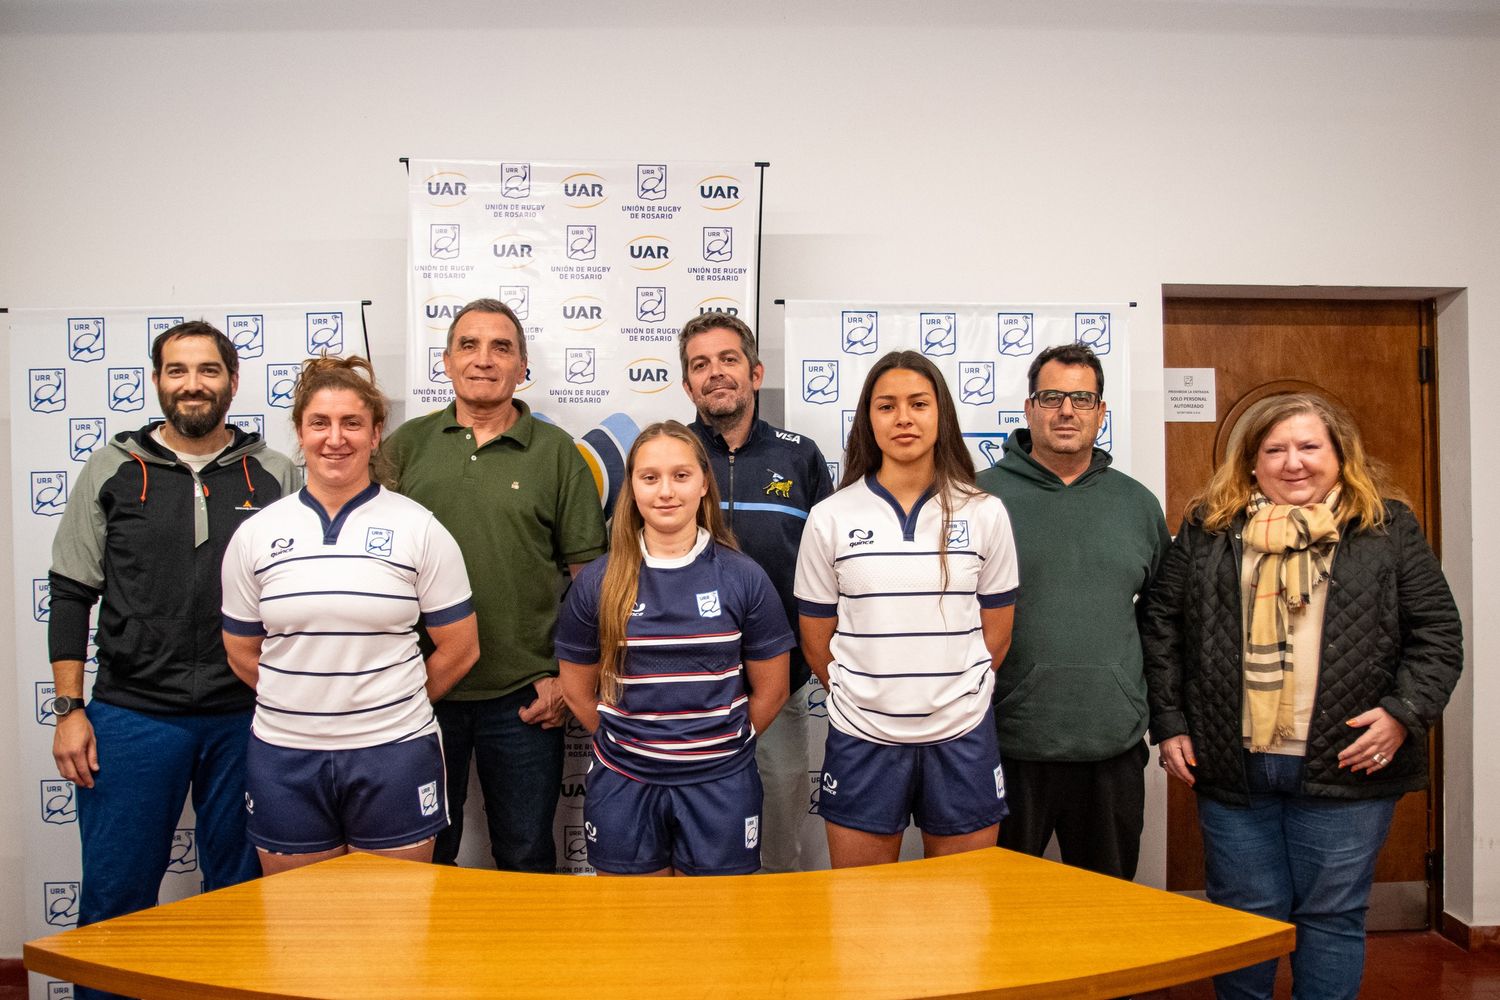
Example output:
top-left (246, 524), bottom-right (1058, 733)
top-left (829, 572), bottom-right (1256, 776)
top-left (1029, 389), bottom-right (1101, 410)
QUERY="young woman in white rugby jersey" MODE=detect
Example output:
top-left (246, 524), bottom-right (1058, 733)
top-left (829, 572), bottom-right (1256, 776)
top-left (795, 351), bottom-right (1019, 867)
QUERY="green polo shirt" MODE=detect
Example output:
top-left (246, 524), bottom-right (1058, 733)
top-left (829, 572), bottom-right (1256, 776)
top-left (385, 400), bottom-right (607, 699)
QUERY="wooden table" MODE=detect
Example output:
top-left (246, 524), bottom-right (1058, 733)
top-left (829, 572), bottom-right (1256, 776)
top-left (26, 849), bottom-right (1292, 999)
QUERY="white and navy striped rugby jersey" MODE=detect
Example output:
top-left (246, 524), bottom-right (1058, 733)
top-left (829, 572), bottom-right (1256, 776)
top-left (221, 484), bottom-right (474, 751)
top-left (795, 476), bottom-right (1018, 746)
top-left (554, 529), bottom-right (795, 784)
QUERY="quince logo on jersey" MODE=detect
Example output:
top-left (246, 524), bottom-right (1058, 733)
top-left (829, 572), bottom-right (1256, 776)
top-left (168, 829), bottom-right (198, 874)
top-left (423, 293), bottom-right (467, 332)
top-left (698, 174), bottom-right (743, 210)
top-left (229, 414), bottom-right (265, 437)
top-left (31, 471), bottom-right (67, 517)
top-left (920, 313), bottom-right (956, 357)
top-left (802, 361), bottom-right (839, 405)
top-left (424, 170), bottom-right (470, 208)
top-left (841, 311), bottom-right (878, 356)
top-left (430, 223), bottom-right (460, 260)
top-left (501, 162), bottom-right (531, 199)
top-left (565, 348), bottom-right (596, 385)
top-left (307, 312), bottom-right (344, 355)
top-left (627, 358), bottom-right (672, 393)
top-left (627, 235), bottom-right (672, 271)
top-left (637, 163), bottom-right (667, 201)
top-left (567, 224), bottom-right (597, 261)
top-left (499, 284), bottom-right (530, 320)
top-left (695, 295), bottom-right (740, 317)
top-left (44, 882), bottom-right (80, 928)
top-left (562, 171), bottom-right (607, 208)
top-left (636, 286), bottom-right (666, 323)
top-left (29, 368), bottom-right (66, 413)
top-left (1075, 311), bottom-right (1112, 354)
top-left (997, 313), bottom-right (1034, 357)
top-left (69, 418), bottom-right (106, 462)
top-left (702, 226), bottom-right (733, 263)
top-left (226, 314), bottom-right (265, 359)
top-left (562, 296), bottom-right (606, 332)
top-left (40, 779), bottom-right (76, 825)
top-left (266, 364), bottom-right (300, 409)
top-left (428, 348), bottom-right (451, 385)
top-left (492, 234), bottom-right (536, 269)
top-left (67, 317), bottom-right (105, 363)
top-left (959, 362), bottom-right (995, 405)
top-left (146, 315), bottom-right (184, 353)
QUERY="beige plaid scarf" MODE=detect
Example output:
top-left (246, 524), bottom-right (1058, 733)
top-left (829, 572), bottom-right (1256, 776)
top-left (1242, 489), bottom-right (1340, 751)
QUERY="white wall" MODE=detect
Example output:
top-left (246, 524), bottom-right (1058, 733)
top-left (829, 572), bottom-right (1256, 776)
top-left (2, 0), bottom-right (1496, 957)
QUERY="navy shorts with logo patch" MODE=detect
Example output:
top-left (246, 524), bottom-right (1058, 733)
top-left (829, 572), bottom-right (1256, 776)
top-left (818, 709), bottom-right (1008, 837)
top-left (584, 756), bottom-right (763, 876)
top-left (245, 732), bottom-right (448, 854)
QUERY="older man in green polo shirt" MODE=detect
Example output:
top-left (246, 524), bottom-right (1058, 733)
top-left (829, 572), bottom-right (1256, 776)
top-left (385, 298), bottom-right (606, 872)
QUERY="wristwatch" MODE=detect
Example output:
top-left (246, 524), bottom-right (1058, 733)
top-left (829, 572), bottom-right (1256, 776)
top-left (49, 695), bottom-right (85, 719)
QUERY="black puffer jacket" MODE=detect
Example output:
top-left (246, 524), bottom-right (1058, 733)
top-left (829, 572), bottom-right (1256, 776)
top-left (1141, 501), bottom-right (1462, 806)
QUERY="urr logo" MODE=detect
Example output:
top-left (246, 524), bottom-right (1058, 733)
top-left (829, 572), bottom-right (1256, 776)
top-left (492, 236), bottom-right (535, 268)
top-left (146, 316), bottom-right (184, 353)
top-left (565, 348), bottom-right (596, 385)
top-left (266, 364), bottom-right (300, 409)
top-left (501, 162), bottom-right (531, 199)
top-left (430, 223), bottom-right (460, 260)
top-left (35, 681), bottom-right (58, 725)
top-left (499, 284), bottom-right (530, 320)
top-left (636, 287), bottom-right (666, 323)
top-left (561, 296), bottom-right (606, 332)
top-left (802, 361), bottom-right (839, 405)
top-left (44, 882), bottom-right (80, 928)
top-left (698, 174), bottom-right (743, 210)
top-left (567, 224), bottom-right (597, 261)
top-left (428, 348), bottom-right (451, 385)
top-left (946, 520), bottom-right (970, 548)
top-left (565, 825), bottom-right (588, 862)
top-left (562, 171), bottom-right (607, 208)
top-left (69, 418), bottom-right (106, 462)
top-left (841, 311), bottom-right (878, 355)
top-left (40, 780), bottom-right (76, 825)
top-left (29, 369), bottom-right (66, 413)
top-left (168, 829), bottom-right (199, 874)
top-left (108, 367), bottom-right (146, 412)
top-left (627, 358), bottom-right (672, 394)
top-left (67, 317), bottom-right (105, 363)
top-left (627, 235), bottom-right (672, 271)
top-left (33, 579), bottom-right (51, 622)
top-left (228, 414), bottom-right (265, 437)
top-left (920, 313), bottom-right (957, 357)
top-left (307, 312), bottom-right (344, 355)
top-left (998, 313), bottom-right (1034, 357)
top-left (46, 981), bottom-right (72, 999)
top-left (226, 314), bottom-right (265, 359)
top-left (424, 170), bottom-right (470, 207)
top-left (1095, 412), bottom-right (1114, 452)
top-left (959, 362), bottom-right (995, 405)
top-left (1075, 311), bottom-right (1112, 354)
top-left (637, 163), bottom-right (667, 201)
top-left (31, 472), bottom-right (67, 517)
top-left (702, 227), bottom-right (733, 263)
top-left (365, 526), bottom-right (394, 557)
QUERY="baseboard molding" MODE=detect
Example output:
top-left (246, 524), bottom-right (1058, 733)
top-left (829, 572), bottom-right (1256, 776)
top-left (1440, 913), bottom-right (1500, 951)
top-left (0, 959), bottom-right (24, 987)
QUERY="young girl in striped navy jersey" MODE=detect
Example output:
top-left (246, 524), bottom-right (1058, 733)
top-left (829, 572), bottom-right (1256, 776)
top-left (795, 351), bottom-right (1019, 868)
top-left (556, 420), bottom-right (793, 876)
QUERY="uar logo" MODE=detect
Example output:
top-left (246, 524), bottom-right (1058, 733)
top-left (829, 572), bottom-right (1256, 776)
top-left (500, 162), bottom-right (531, 199)
top-left (567, 224), bottom-right (597, 261)
top-left (31, 471), bottom-right (67, 517)
top-left (228, 414), bottom-right (265, 437)
top-left (69, 418), bottom-right (106, 462)
top-left (365, 526), bottom-right (394, 557)
top-left (997, 313), bottom-right (1034, 357)
top-left (29, 368), bottom-right (66, 413)
top-left (698, 174), bottom-right (743, 209)
top-left (40, 780), bottom-right (76, 825)
top-left (627, 358), bottom-right (672, 394)
top-left (146, 316), bottom-right (184, 353)
top-left (763, 471), bottom-right (792, 499)
top-left (1075, 311), bottom-right (1112, 354)
top-left (702, 226), bottom-right (733, 262)
top-left (226, 314), bottom-right (265, 359)
top-left (697, 590), bottom-right (722, 617)
top-left (67, 317), bottom-right (105, 363)
top-left (841, 311), bottom-right (878, 355)
top-left (565, 348), bottom-right (596, 385)
top-left (627, 235), bottom-right (672, 270)
top-left (499, 284), bottom-right (530, 320)
top-left (636, 286), bottom-right (667, 323)
top-left (801, 360), bottom-right (839, 405)
top-left (429, 348), bottom-right (451, 385)
top-left (418, 781), bottom-right (440, 817)
top-left (920, 312), bottom-right (956, 356)
top-left (307, 312), bottom-right (343, 355)
top-left (168, 829), bottom-right (198, 873)
top-left (945, 520), bottom-right (970, 548)
top-left (959, 362), bottom-right (995, 405)
top-left (266, 364), bottom-right (300, 409)
top-left (424, 170), bottom-right (470, 207)
top-left (562, 171), bottom-right (607, 208)
top-left (491, 235), bottom-right (535, 268)
top-left (33, 579), bottom-right (51, 622)
top-left (637, 163), bottom-right (667, 201)
top-left (107, 367), bottom-right (145, 412)
top-left (35, 681), bottom-right (58, 726)
top-left (561, 296), bottom-right (606, 332)
top-left (44, 882), bottom-right (80, 928)
top-left (423, 294), bottom-right (467, 331)
top-left (430, 223), bottom-right (460, 260)
top-left (696, 295), bottom-right (739, 316)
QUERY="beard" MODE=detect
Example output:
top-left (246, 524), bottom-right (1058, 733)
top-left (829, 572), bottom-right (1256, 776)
top-left (694, 381), bottom-right (753, 425)
top-left (160, 386), bottom-right (232, 440)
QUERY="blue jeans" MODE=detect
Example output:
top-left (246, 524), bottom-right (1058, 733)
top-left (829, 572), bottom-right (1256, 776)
top-left (75, 701), bottom-right (259, 1000)
top-left (432, 685), bottom-right (563, 872)
top-left (1197, 751), bottom-right (1398, 1000)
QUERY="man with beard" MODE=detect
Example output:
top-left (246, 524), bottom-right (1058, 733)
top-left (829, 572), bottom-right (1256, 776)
top-left (48, 321), bottom-right (297, 997)
top-left (680, 312), bottom-right (832, 872)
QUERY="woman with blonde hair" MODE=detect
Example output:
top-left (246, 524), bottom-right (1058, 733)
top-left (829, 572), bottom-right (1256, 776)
top-left (1143, 392), bottom-right (1462, 999)
top-left (555, 420), bottom-right (792, 876)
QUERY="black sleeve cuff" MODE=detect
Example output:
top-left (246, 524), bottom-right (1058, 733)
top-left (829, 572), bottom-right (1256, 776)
top-left (47, 572), bottom-right (100, 662)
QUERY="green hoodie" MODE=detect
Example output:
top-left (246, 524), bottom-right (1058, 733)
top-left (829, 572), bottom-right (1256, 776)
top-left (976, 430), bottom-right (1169, 762)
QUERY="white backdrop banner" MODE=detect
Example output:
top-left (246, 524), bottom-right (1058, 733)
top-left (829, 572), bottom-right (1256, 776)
top-left (9, 303), bottom-right (362, 1000)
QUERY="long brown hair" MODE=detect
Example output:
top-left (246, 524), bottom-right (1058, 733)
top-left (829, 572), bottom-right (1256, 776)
top-left (291, 355), bottom-right (394, 487)
top-left (1193, 392), bottom-right (1399, 533)
top-left (596, 421), bottom-right (737, 702)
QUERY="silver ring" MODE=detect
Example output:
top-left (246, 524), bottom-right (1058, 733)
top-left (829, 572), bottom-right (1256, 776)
top-left (1373, 752), bottom-right (1389, 766)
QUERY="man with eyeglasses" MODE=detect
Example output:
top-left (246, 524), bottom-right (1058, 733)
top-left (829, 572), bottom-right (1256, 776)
top-left (977, 344), bottom-right (1169, 880)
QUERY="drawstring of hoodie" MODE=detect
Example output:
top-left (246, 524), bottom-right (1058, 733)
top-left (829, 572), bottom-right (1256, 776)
top-left (129, 451), bottom-right (255, 508)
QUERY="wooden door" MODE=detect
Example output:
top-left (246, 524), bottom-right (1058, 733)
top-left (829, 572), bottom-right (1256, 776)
top-left (1162, 297), bottom-right (1441, 930)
